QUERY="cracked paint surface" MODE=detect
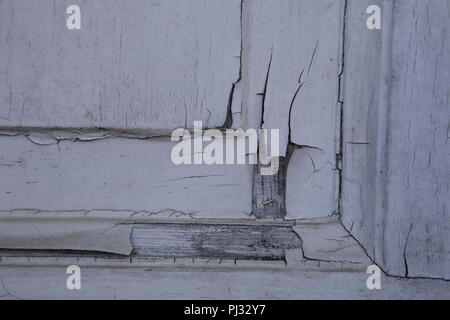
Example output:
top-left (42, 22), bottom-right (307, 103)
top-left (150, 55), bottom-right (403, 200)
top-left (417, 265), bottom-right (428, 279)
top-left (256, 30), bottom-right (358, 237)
top-left (341, 0), bottom-right (450, 280)
top-left (0, 0), bottom-right (448, 287)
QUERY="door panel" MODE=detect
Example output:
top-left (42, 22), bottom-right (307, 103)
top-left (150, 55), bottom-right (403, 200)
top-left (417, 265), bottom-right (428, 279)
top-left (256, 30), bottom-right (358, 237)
top-left (0, 135), bottom-right (253, 218)
top-left (0, 0), bottom-right (344, 261)
top-left (0, 0), bottom-right (240, 131)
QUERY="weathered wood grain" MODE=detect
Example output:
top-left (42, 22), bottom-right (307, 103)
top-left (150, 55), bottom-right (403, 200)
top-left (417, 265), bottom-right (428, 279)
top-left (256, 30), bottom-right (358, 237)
top-left (0, 209), bottom-right (299, 259)
top-left (132, 223), bottom-right (302, 260)
top-left (252, 155), bottom-right (290, 219)
top-left (2, 218), bottom-right (450, 300)
top-left (0, 0), bottom-right (241, 131)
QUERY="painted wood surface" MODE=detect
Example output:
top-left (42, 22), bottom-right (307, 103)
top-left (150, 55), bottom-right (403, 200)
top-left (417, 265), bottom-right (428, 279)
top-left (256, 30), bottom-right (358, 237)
top-left (236, 0), bottom-right (343, 156)
top-left (341, 0), bottom-right (382, 266)
top-left (286, 147), bottom-right (338, 219)
top-left (0, 0), bottom-right (241, 131)
top-left (1, 217), bottom-right (449, 300)
top-left (342, 0), bottom-right (450, 280)
top-left (0, 0), bottom-right (344, 221)
top-left (2, 261), bottom-right (450, 300)
top-left (235, 0), bottom-right (343, 219)
top-left (0, 135), bottom-right (253, 219)
top-left (1, 0), bottom-right (449, 282)
top-left (0, 210), bottom-right (134, 255)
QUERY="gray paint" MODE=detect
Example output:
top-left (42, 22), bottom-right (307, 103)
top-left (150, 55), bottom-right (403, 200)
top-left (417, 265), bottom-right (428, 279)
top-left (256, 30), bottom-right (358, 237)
top-left (342, 0), bottom-right (450, 280)
top-left (341, 0), bottom-right (382, 270)
top-left (236, 0), bottom-right (343, 220)
top-left (286, 146), bottom-right (339, 219)
top-left (0, 0), bottom-right (240, 131)
top-left (0, 135), bottom-right (253, 218)
top-left (0, 0), bottom-right (449, 297)
top-left (1, 217), bottom-right (449, 300)
top-left (2, 263), bottom-right (450, 300)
